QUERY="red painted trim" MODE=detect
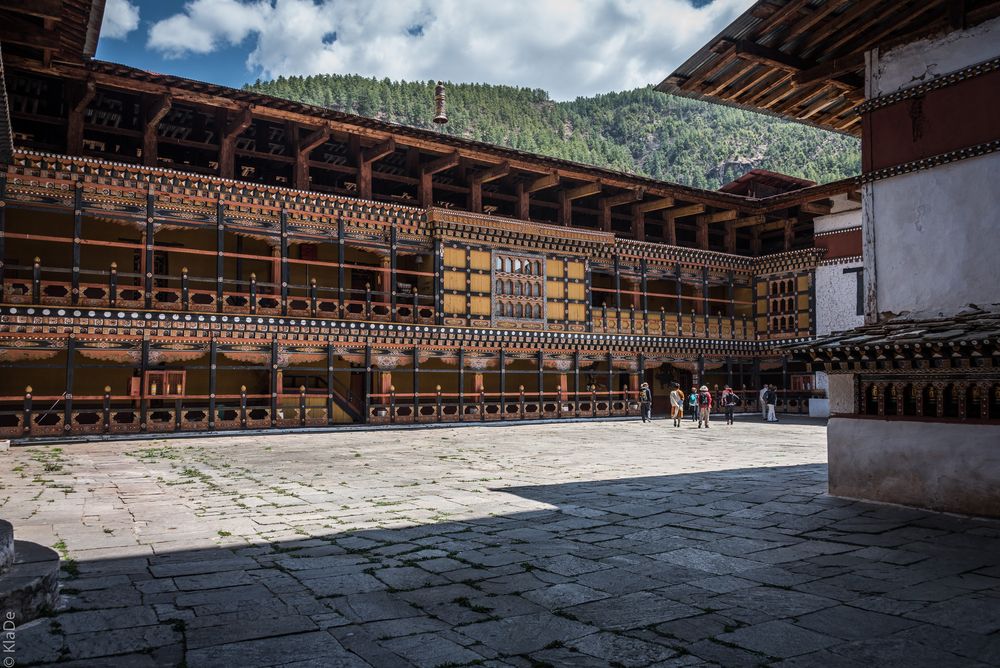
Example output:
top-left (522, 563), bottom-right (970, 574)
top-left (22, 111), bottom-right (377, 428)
top-left (864, 67), bottom-right (1000, 172)
top-left (815, 229), bottom-right (861, 260)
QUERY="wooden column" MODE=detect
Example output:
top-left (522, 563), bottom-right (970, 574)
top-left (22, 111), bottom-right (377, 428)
top-left (537, 350), bottom-right (545, 409)
top-left (558, 190), bottom-right (571, 227)
top-left (499, 349), bottom-right (506, 414)
top-left (433, 237), bottom-right (443, 325)
top-left (142, 94), bottom-right (172, 167)
top-left (144, 187), bottom-right (155, 309)
top-left (696, 219), bottom-right (709, 250)
top-left (364, 345), bottom-right (372, 424)
top-left (389, 226), bottom-right (398, 319)
top-left (139, 337), bottom-right (149, 431)
top-left (515, 182), bottom-right (529, 220)
top-left (270, 340), bottom-right (279, 426)
top-left (751, 227), bottom-right (762, 255)
top-left (216, 198), bottom-right (225, 312)
top-left (66, 78), bottom-right (95, 156)
top-left (724, 220), bottom-right (736, 254)
top-left (640, 259), bottom-right (648, 316)
top-left (326, 343), bottom-right (335, 426)
top-left (337, 218), bottom-right (346, 315)
top-left (606, 351), bottom-right (614, 402)
top-left (71, 185), bottom-right (83, 305)
top-left (458, 348), bottom-right (465, 421)
top-left (0, 174), bottom-right (5, 301)
top-left (675, 262), bottom-right (683, 317)
top-left (664, 211), bottom-right (677, 246)
top-left (783, 218), bottom-right (795, 251)
top-left (208, 339), bottom-right (217, 429)
top-left (293, 125), bottom-right (330, 191)
top-left (468, 162), bottom-right (509, 213)
top-left (418, 152), bottom-right (459, 208)
top-left (412, 347), bottom-right (420, 417)
top-left (219, 106), bottom-right (252, 179)
top-left (573, 350), bottom-right (580, 416)
top-left (727, 271), bottom-right (736, 334)
top-left (279, 209), bottom-right (289, 315)
top-left (63, 337), bottom-right (75, 434)
top-left (702, 266), bottom-right (710, 330)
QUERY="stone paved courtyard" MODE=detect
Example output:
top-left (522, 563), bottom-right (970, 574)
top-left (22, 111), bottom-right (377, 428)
top-left (3, 417), bottom-right (1000, 667)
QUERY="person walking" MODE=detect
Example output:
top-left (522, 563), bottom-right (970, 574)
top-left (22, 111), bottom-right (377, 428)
top-left (721, 386), bottom-right (738, 425)
top-left (669, 382), bottom-right (685, 427)
top-left (697, 385), bottom-right (713, 428)
top-left (639, 382), bottom-right (653, 423)
top-left (688, 386), bottom-right (699, 423)
top-left (765, 385), bottom-right (779, 423)
top-left (759, 384), bottom-right (769, 421)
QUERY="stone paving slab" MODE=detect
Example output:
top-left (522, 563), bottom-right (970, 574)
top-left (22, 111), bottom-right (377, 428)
top-left (2, 418), bottom-right (1000, 666)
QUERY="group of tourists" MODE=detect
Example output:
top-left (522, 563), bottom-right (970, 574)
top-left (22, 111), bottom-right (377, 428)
top-left (638, 382), bottom-right (779, 426)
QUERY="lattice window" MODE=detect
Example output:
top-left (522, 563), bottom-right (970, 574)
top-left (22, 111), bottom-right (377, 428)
top-left (492, 252), bottom-right (545, 323)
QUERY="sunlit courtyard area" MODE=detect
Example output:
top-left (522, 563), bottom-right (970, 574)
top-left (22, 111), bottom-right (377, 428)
top-left (2, 419), bottom-right (999, 666)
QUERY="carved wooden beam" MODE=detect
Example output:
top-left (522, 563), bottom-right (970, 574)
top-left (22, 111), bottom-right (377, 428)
top-left (733, 214), bottom-right (767, 229)
top-left (293, 125), bottom-right (330, 189)
top-left (600, 188), bottom-right (644, 232)
top-left (419, 151), bottom-right (460, 207)
top-left (563, 181), bottom-right (602, 201)
top-left (66, 77), bottom-right (96, 155)
top-left (635, 197), bottom-right (676, 215)
top-left (362, 136), bottom-right (396, 164)
top-left (695, 210), bottom-right (738, 225)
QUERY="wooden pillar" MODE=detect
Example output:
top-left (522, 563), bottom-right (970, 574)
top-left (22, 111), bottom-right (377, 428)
top-left (364, 345), bottom-right (372, 424)
top-left (279, 209), bottom-right (289, 315)
top-left (219, 107), bottom-right (252, 179)
top-left (600, 201), bottom-right (612, 232)
top-left (337, 218), bottom-right (346, 315)
top-left (144, 188), bottom-right (155, 309)
top-left (675, 262), bottom-right (683, 317)
top-left (558, 190), bottom-right (571, 227)
top-left (270, 340), bottom-right (279, 426)
top-left (326, 343), bottom-right (335, 426)
top-left (696, 219), bottom-right (709, 250)
top-left (664, 211), bottom-right (677, 246)
top-left (516, 182), bottom-right (529, 220)
top-left (499, 349), bottom-right (506, 414)
top-left (702, 266), bottom-right (710, 329)
top-left (751, 227), bottom-right (762, 255)
top-left (724, 220), bottom-right (736, 254)
top-left (412, 347), bottom-right (420, 418)
top-left (63, 337), bottom-right (75, 435)
top-left (606, 351), bottom-right (614, 402)
top-left (783, 219), bottom-right (795, 251)
top-left (537, 350), bottom-right (545, 408)
top-left (71, 185), bottom-right (83, 305)
top-left (142, 94), bottom-right (171, 167)
top-left (208, 339), bottom-right (217, 429)
top-left (573, 351), bottom-right (580, 413)
top-left (66, 78), bottom-right (95, 155)
top-left (640, 259), bottom-right (648, 316)
top-left (613, 253), bottom-right (622, 330)
top-left (433, 237), bottom-right (443, 325)
top-left (727, 271), bottom-right (736, 335)
top-left (0, 174), bottom-right (5, 301)
top-left (630, 204), bottom-right (644, 241)
top-left (389, 226), bottom-right (398, 319)
top-left (293, 125), bottom-right (330, 191)
top-left (216, 198), bottom-right (225, 311)
top-left (458, 348), bottom-right (465, 421)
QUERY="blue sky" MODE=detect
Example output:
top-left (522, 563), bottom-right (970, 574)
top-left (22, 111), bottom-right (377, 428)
top-left (97, 0), bottom-right (752, 100)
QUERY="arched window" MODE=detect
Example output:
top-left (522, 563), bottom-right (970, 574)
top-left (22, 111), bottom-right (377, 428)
top-left (534, 304), bottom-right (542, 318)
top-left (524, 262), bottom-right (532, 276)
top-left (495, 257), bottom-right (503, 271)
top-left (505, 303), bottom-right (514, 317)
top-left (516, 303), bottom-right (523, 318)
top-left (514, 282), bottom-right (522, 296)
top-left (513, 258), bottom-right (522, 273)
top-left (504, 257), bottom-right (512, 273)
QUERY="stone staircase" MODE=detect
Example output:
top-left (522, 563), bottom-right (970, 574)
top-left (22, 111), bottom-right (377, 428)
top-left (0, 519), bottom-right (60, 624)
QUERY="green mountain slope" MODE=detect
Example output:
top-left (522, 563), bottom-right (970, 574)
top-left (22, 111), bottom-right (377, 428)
top-left (246, 74), bottom-right (860, 190)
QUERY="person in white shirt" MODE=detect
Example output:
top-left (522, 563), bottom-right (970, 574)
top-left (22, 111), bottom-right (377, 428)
top-left (759, 385), bottom-right (768, 421)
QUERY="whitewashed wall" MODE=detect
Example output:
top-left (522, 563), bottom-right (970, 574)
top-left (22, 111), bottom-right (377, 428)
top-left (866, 18), bottom-right (1000, 319)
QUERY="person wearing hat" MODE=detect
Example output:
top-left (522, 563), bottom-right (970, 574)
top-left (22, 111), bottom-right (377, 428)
top-left (669, 382), bottom-right (685, 427)
top-left (639, 382), bottom-right (653, 423)
top-left (697, 385), bottom-right (713, 428)
top-left (721, 386), bottom-right (739, 425)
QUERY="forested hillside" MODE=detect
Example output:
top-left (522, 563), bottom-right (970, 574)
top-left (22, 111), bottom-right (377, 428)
top-left (246, 74), bottom-right (860, 189)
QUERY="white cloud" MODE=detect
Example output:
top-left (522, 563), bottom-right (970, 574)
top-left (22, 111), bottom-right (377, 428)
top-left (147, 0), bottom-right (753, 99)
top-left (102, 0), bottom-right (140, 40)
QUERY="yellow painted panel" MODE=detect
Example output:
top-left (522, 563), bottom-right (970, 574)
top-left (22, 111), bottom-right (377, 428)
top-left (443, 271), bottom-right (466, 291)
top-left (798, 295), bottom-right (811, 310)
top-left (470, 295), bottom-right (490, 315)
top-left (797, 274), bottom-right (810, 290)
top-left (470, 250), bottom-right (491, 271)
top-left (547, 281), bottom-right (565, 299)
top-left (547, 302), bottom-right (565, 320)
top-left (566, 261), bottom-right (585, 280)
top-left (470, 274), bottom-right (491, 292)
top-left (756, 282), bottom-right (768, 296)
top-left (547, 259), bottom-right (564, 278)
top-left (568, 303), bottom-right (586, 321)
top-left (567, 283), bottom-right (585, 300)
top-left (443, 247), bottom-right (466, 268)
top-left (444, 294), bottom-right (466, 314)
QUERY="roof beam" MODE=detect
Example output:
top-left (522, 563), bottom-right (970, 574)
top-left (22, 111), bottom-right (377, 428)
top-left (300, 126), bottom-right (331, 154)
top-left (603, 188), bottom-right (645, 209)
top-left (635, 197), bottom-right (676, 214)
top-left (2, 0), bottom-right (62, 19)
top-left (470, 161), bottom-right (510, 184)
top-left (793, 51), bottom-right (866, 87)
top-left (563, 181), bottom-right (602, 201)
top-left (0, 12), bottom-right (61, 51)
top-left (665, 203), bottom-right (706, 219)
top-left (733, 214), bottom-right (767, 229)
top-left (362, 137), bottom-right (396, 164)
top-left (421, 151), bottom-right (461, 176)
top-left (526, 173), bottom-right (560, 193)
top-left (696, 210), bottom-right (738, 225)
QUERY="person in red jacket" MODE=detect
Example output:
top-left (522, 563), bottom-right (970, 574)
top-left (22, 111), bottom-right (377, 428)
top-left (697, 385), bottom-right (713, 428)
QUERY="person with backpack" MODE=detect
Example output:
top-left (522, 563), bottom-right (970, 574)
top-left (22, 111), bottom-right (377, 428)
top-left (697, 385), bottom-right (713, 428)
top-left (639, 382), bottom-right (653, 423)
top-left (688, 386), bottom-right (699, 422)
top-left (765, 385), bottom-right (779, 423)
top-left (721, 386), bottom-right (739, 425)
top-left (669, 382), bottom-right (685, 427)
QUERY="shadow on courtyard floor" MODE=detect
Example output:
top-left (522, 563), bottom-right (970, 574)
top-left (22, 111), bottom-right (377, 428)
top-left (13, 463), bottom-right (1000, 667)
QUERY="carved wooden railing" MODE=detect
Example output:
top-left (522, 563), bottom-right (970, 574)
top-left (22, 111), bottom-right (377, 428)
top-left (592, 306), bottom-right (756, 340)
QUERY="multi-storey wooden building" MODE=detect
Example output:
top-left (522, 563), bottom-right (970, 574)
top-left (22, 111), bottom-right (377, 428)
top-left (0, 1), bottom-right (851, 440)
